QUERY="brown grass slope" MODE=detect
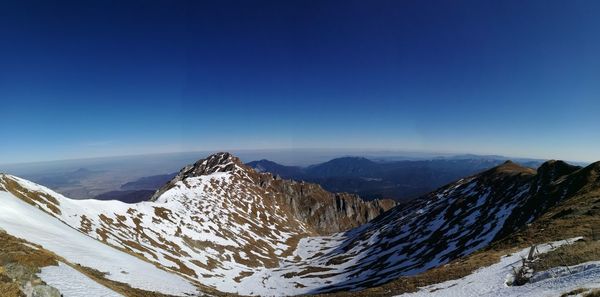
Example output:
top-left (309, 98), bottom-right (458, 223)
top-left (0, 176), bottom-right (228, 297)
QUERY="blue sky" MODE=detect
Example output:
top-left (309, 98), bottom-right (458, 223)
top-left (1, 0), bottom-right (599, 164)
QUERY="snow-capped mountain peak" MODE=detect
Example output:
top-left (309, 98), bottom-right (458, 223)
top-left (177, 151), bottom-right (245, 176)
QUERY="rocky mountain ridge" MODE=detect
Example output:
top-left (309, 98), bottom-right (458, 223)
top-left (151, 152), bottom-right (396, 234)
top-left (0, 153), bottom-right (395, 295)
top-left (1, 153), bottom-right (600, 296)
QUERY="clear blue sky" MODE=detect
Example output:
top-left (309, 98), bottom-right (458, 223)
top-left (1, 0), bottom-right (599, 164)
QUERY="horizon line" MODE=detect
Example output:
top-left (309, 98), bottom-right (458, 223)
top-left (0, 147), bottom-right (591, 167)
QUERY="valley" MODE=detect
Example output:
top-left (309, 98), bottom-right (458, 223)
top-left (1, 152), bottom-right (600, 296)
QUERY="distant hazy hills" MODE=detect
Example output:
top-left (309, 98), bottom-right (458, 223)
top-left (10, 153), bottom-right (547, 203)
top-left (27, 167), bottom-right (101, 188)
top-left (120, 172), bottom-right (177, 190)
top-left (99, 156), bottom-right (547, 203)
top-left (247, 157), bottom-right (545, 201)
top-left (95, 173), bottom-right (177, 202)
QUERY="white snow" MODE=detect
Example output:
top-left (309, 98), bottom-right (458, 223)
top-left (395, 238), bottom-right (600, 297)
top-left (0, 191), bottom-right (199, 296)
top-left (0, 166), bottom-right (555, 296)
top-left (38, 262), bottom-right (124, 297)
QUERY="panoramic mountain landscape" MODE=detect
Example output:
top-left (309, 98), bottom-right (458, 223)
top-left (2, 152), bottom-right (600, 296)
top-left (2, 0), bottom-right (600, 296)
top-left (5, 152), bottom-right (544, 205)
top-left (69, 154), bottom-right (542, 204)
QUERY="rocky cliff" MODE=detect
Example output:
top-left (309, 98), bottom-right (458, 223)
top-left (151, 152), bottom-right (396, 234)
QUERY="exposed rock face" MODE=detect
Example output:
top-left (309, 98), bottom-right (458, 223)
top-left (0, 232), bottom-right (61, 297)
top-left (151, 152), bottom-right (396, 234)
top-left (268, 180), bottom-right (396, 234)
top-left (30, 285), bottom-right (61, 297)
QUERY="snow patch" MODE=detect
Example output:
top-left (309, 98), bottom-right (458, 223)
top-left (38, 262), bottom-right (124, 297)
top-left (395, 238), bottom-right (600, 297)
top-left (0, 191), bottom-right (199, 296)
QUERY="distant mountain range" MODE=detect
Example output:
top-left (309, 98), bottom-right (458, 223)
top-left (93, 172), bottom-right (178, 202)
top-left (247, 156), bottom-right (546, 201)
top-left (93, 155), bottom-right (541, 203)
top-left (2, 152), bottom-right (599, 296)
top-left (93, 155), bottom-right (547, 203)
top-left (4, 151), bottom-right (578, 203)
top-left (120, 172), bottom-right (178, 190)
top-left (26, 167), bottom-right (101, 188)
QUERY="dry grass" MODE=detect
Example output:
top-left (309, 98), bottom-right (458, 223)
top-left (0, 281), bottom-right (23, 297)
top-left (560, 288), bottom-right (587, 297)
top-left (585, 289), bottom-right (600, 297)
top-left (532, 238), bottom-right (600, 272)
top-left (0, 176), bottom-right (61, 215)
top-left (233, 271), bottom-right (254, 283)
top-left (79, 215), bottom-right (93, 233)
top-left (162, 254), bottom-right (197, 277)
top-left (496, 188), bottom-right (600, 248)
top-left (0, 232), bottom-right (58, 269)
top-left (0, 230), bottom-right (226, 297)
top-left (282, 266), bottom-right (335, 279)
top-left (154, 207), bottom-right (175, 223)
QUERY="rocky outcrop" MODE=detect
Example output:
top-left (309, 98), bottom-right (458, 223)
top-left (25, 283), bottom-right (61, 297)
top-left (268, 179), bottom-right (396, 234)
top-left (150, 152), bottom-right (242, 201)
top-left (0, 232), bottom-right (61, 297)
top-left (151, 152), bottom-right (396, 235)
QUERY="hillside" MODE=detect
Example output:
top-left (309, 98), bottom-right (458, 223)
top-left (318, 160), bottom-right (600, 296)
top-left (0, 153), bottom-right (394, 295)
top-left (1, 153), bottom-right (599, 296)
top-left (0, 180), bottom-right (203, 296)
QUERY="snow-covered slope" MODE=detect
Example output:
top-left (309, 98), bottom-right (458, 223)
top-left (270, 161), bottom-right (539, 293)
top-left (0, 171), bottom-right (307, 294)
top-left (0, 190), bottom-right (199, 296)
top-left (1, 153), bottom-right (596, 296)
top-left (395, 238), bottom-right (600, 297)
top-left (0, 153), bottom-right (393, 295)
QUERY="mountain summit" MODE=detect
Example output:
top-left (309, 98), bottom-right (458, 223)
top-left (2, 154), bottom-right (600, 296)
top-left (1, 153), bottom-right (396, 295)
top-left (151, 152), bottom-right (396, 234)
top-left (150, 152), bottom-right (245, 200)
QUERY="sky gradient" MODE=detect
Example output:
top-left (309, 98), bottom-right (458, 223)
top-left (1, 0), bottom-right (599, 164)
